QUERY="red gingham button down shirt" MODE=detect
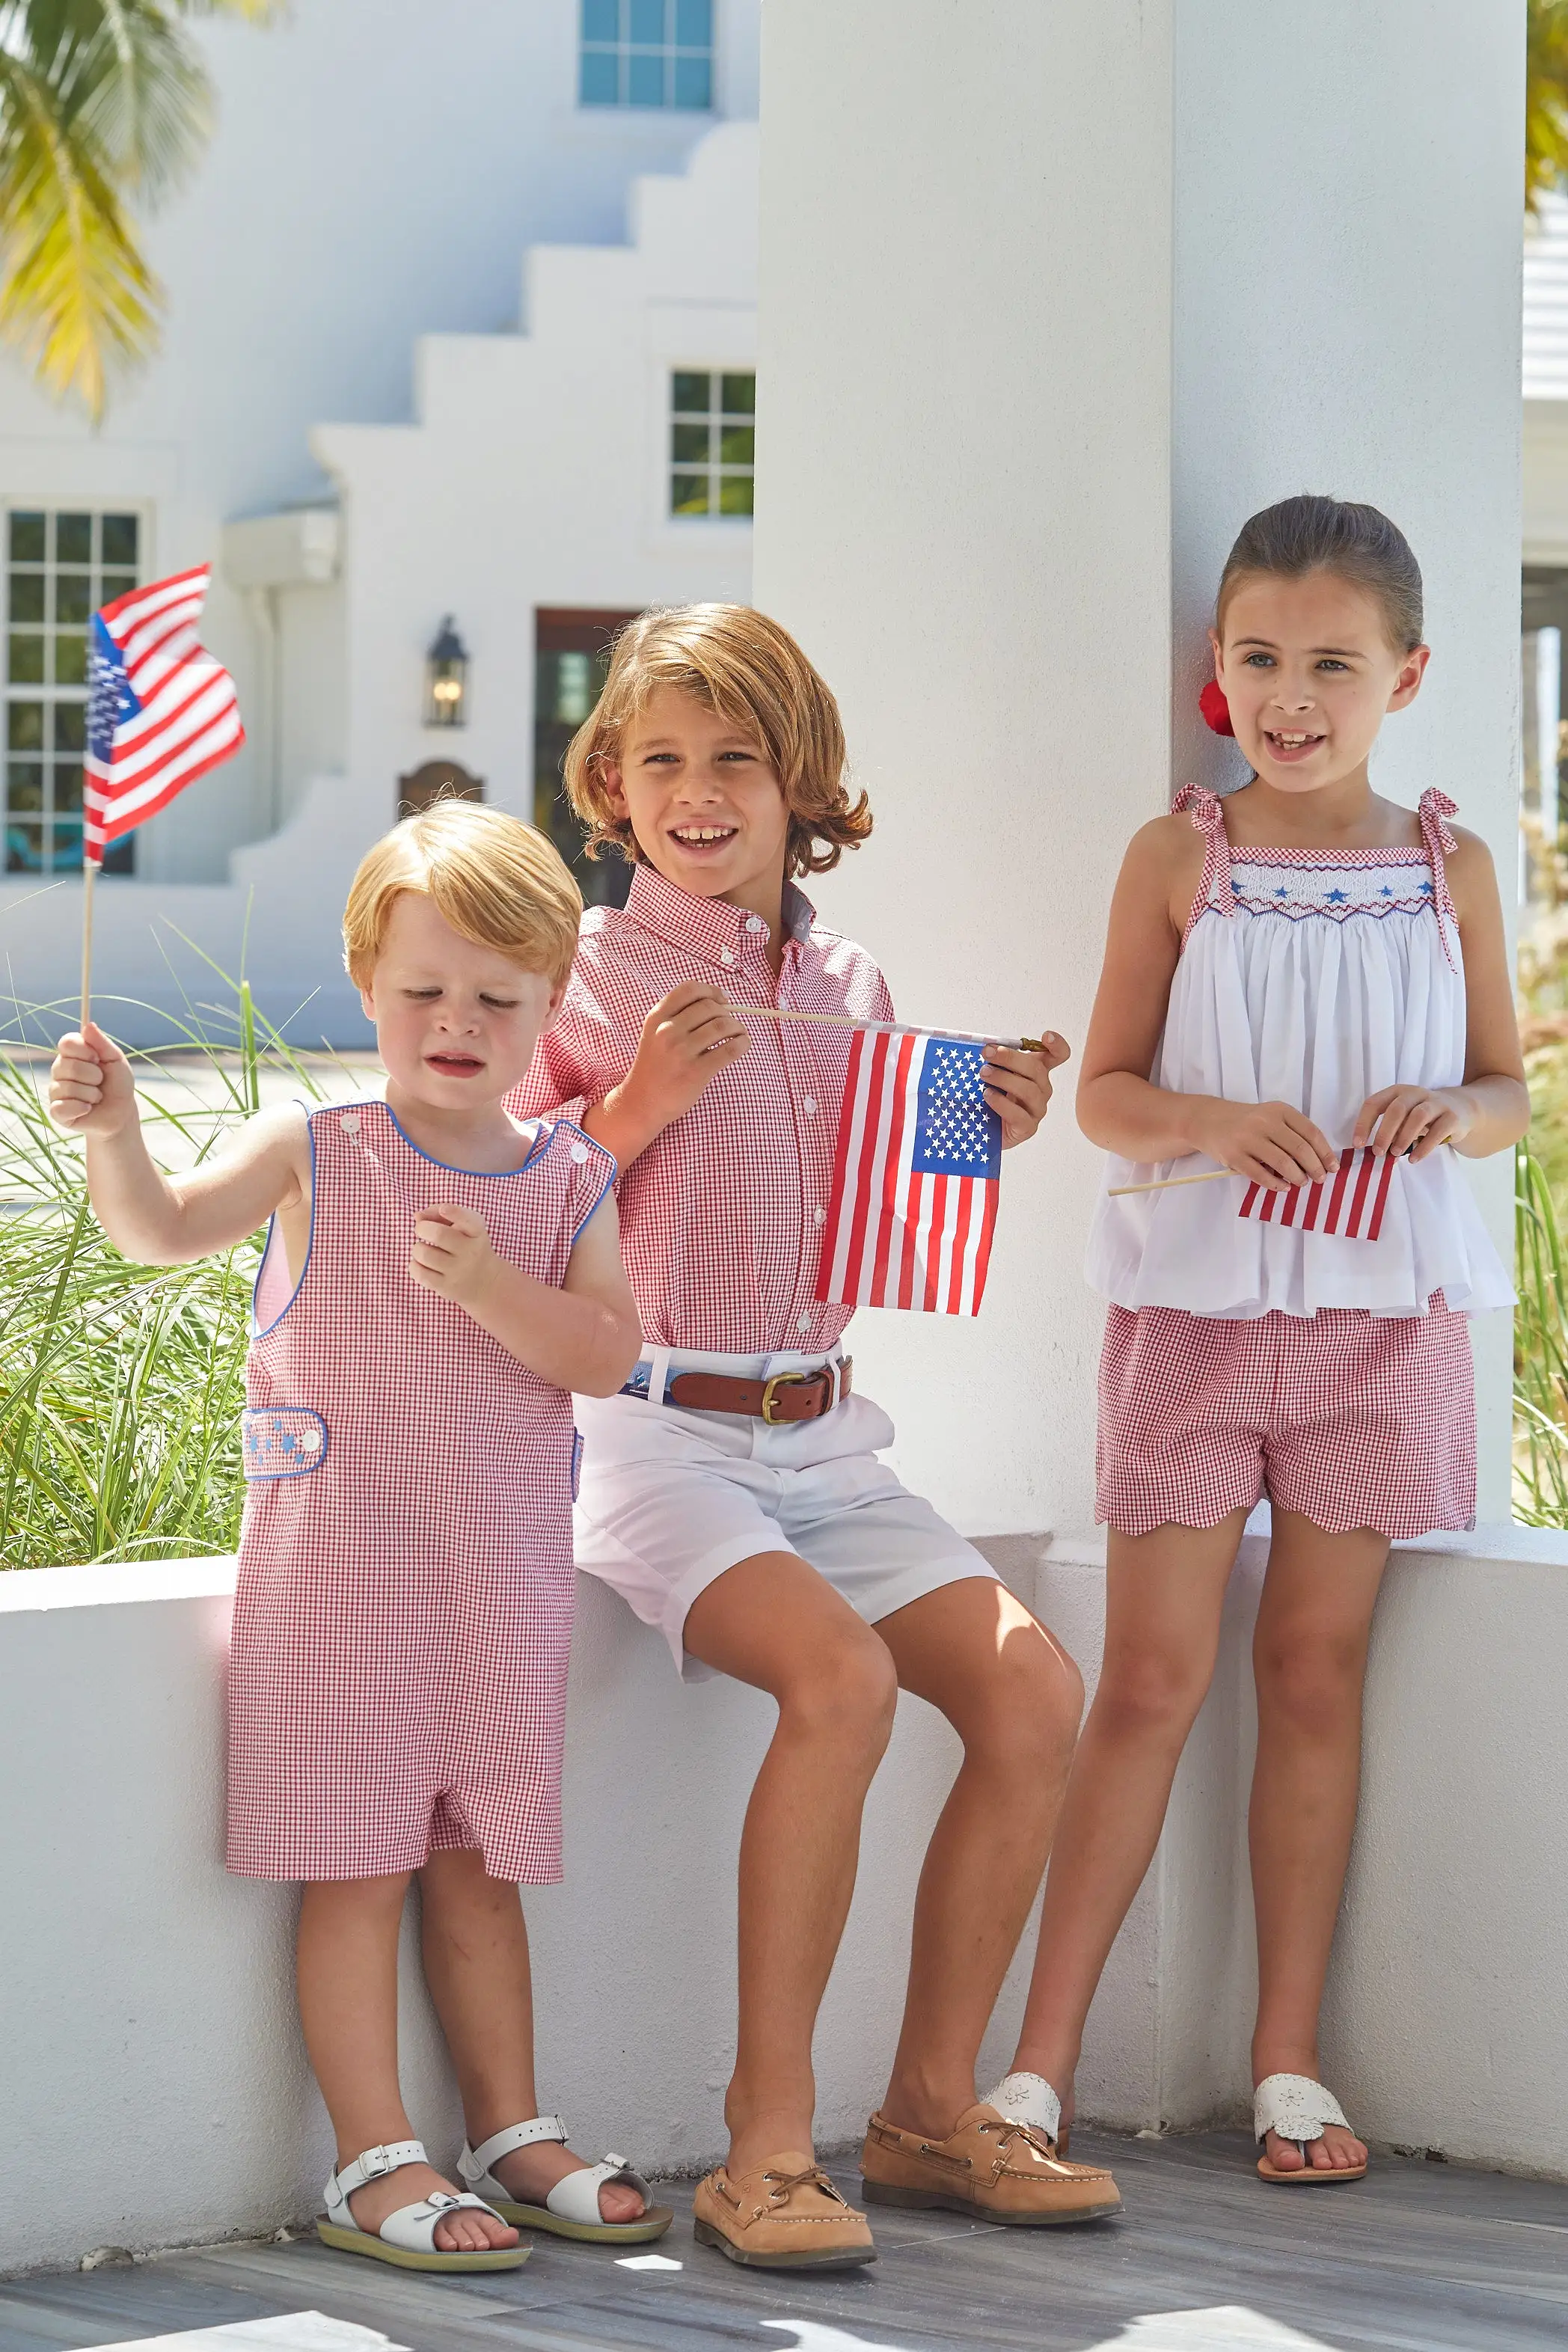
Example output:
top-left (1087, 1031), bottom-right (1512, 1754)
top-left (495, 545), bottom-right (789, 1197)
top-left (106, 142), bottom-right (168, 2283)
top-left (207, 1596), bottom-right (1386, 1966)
top-left (512, 863), bottom-right (894, 1354)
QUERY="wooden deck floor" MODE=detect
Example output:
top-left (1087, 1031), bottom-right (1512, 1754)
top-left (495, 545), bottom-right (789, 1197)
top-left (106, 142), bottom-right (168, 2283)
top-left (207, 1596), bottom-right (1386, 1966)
top-left (3, 2131), bottom-right (1567, 2352)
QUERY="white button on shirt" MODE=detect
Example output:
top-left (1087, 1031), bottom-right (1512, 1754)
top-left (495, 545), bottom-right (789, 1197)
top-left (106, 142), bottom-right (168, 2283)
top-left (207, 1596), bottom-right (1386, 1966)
top-left (746, 915), bottom-right (766, 933)
top-left (813, 1206), bottom-right (827, 1225)
top-left (719, 949), bottom-right (735, 964)
top-left (803, 1098), bottom-right (817, 1116)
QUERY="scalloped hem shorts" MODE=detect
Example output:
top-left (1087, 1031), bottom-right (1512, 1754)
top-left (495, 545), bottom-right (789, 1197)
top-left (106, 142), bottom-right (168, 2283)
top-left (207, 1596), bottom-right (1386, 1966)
top-left (1097, 1297), bottom-right (1475, 1542)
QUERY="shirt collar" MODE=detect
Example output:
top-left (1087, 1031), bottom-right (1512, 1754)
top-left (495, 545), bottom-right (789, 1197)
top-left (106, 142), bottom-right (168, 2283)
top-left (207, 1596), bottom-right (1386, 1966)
top-left (623, 863), bottom-right (817, 963)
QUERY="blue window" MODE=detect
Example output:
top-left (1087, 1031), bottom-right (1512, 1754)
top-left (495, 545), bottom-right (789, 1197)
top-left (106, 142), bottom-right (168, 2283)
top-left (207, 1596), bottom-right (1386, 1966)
top-left (581, 0), bottom-right (713, 111)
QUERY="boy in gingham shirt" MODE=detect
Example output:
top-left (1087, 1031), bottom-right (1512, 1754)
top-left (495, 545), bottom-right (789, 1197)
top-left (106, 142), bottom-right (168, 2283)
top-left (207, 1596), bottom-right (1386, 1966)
top-left (514, 603), bottom-right (1120, 2266)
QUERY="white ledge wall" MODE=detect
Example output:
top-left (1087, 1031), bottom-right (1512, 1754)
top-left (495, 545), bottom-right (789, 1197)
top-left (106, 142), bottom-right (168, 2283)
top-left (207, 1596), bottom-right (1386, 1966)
top-left (5, 1530), bottom-right (1568, 2274)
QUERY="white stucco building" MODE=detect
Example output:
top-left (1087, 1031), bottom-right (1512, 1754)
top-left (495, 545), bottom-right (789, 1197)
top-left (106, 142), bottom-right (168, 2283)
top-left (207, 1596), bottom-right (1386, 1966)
top-left (0, 0), bottom-right (759, 1041)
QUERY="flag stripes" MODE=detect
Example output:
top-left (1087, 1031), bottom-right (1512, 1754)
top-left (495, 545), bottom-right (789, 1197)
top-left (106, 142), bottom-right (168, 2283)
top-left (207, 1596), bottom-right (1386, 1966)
top-left (816, 1027), bottom-right (1001, 1315)
top-left (83, 564), bottom-right (244, 863)
top-left (1237, 1145), bottom-right (1397, 1241)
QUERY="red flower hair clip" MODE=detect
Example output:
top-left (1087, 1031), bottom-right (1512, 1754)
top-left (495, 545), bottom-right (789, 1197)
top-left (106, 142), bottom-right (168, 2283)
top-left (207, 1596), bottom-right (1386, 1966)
top-left (1199, 679), bottom-right (1234, 737)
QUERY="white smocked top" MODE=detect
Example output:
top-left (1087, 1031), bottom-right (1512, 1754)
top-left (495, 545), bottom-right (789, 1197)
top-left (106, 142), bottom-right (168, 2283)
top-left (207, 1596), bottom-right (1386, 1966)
top-left (1085, 785), bottom-right (1513, 1320)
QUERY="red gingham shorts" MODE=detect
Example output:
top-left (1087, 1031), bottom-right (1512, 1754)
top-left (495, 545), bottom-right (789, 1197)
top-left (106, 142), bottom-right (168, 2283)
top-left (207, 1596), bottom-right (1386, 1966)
top-left (1097, 1298), bottom-right (1475, 1541)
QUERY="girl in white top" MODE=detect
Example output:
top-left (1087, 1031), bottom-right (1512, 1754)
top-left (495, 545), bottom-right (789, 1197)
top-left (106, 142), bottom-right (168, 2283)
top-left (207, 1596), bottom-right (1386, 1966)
top-left (982, 496), bottom-right (1528, 2185)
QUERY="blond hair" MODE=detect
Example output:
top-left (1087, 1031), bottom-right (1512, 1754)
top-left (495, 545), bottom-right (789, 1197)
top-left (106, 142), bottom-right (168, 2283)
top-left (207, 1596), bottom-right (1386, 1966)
top-left (342, 800), bottom-right (581, 989)
top-left (564, 604), bottom-right (872, 878)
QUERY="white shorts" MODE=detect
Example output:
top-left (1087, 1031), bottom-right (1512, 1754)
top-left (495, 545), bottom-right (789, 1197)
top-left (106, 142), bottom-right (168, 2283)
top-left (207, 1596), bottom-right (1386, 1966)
top-left (572, 1348), bottom-right (997, 1679)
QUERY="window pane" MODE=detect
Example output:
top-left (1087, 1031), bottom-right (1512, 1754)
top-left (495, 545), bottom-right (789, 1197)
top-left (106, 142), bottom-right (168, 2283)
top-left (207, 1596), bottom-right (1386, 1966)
top-left (100, 572), bottom-right (135, 607)
top-left (54, 702), bottom-right (85, 753)
top-left (54, 630), bottom-right (87, 686)
top-left (717, 474), bottom-right (755, 516)
top-left (672, 55), bottom-right (711, 107)
top-left (718, 423), bottom-right (754, 466)
top-left (6, 820), bottom-right (45, 873)
top-left (672, 370), bottom-right (710, 414)
top-left (670, 472), bottom-right (711, 515)
top-left (49, 818), bottom-right (83, 868)
top-left (8, 511), bottom-right (45, 564)
top-left (721, 372), bottom-right (756, 417)
top-left (55, 512), bottom-right (91, 565)
top-left (582, 0), bottom-right (619, 39)
top-left (101, 513), bottom-right (138, 567)
top-left (102, 834), bottom-right (135, 876)
top-left (9, 575), bottom-right (43, 624)
top-left (54, 762), bottom-right (83, 812)
top-left (579, 46), bottom-right (619, 104)
top-left (671, 421), bottom-right (710, 464)
top-left (7, 761), bottom-right (43, 810)
top-left (55, 574), bottom-right (91, 625)
top-left (626, 50), bottom-right (665, 104)
top-left (675, 0), bottom-right (711, 43)
top-left (628, 0), bottom-right (666, 43)
top-left (7, 702), bottom-right (43, 751)
top-left (7, 632), bottom-right (43, 684)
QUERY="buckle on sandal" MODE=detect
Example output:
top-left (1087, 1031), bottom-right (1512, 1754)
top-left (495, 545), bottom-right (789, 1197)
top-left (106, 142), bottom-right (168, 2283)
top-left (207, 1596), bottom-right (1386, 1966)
top-left (761, 1371), bottom-right (808, 1424)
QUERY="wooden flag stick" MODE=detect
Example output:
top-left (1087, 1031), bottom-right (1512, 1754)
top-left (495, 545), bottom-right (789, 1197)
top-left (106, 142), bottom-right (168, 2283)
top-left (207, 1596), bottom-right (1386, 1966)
top-left (80, 859), bottom-right (97, 1031)
top-left (735, 1005), bottom-right (1048, 1053)
top-left (1108, 1166), bottom-right (1233, 1198)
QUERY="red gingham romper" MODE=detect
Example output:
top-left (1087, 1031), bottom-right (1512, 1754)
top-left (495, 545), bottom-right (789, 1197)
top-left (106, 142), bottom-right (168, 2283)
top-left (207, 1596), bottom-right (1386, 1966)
top-left (226, 1100), bottom-right (613, 1884)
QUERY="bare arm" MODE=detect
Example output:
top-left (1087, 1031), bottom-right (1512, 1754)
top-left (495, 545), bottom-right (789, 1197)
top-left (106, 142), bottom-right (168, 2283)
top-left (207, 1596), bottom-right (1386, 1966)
top-left (1351, 829), bottom-right (1529, 1160)
top-left (1077, 819), bottom-right (1338, 1188)
top-left (49, 1022), bottom-right (306, 1263)
top-left (580, 981), bottom-right (751, 1168)
top-left (408, 1185), bottom-right (642, 1397)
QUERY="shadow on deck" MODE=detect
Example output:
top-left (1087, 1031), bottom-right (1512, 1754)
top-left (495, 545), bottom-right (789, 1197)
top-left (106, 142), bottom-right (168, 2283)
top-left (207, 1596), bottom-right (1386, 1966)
top-left (2, 2131), bottom-right (1565, 2352)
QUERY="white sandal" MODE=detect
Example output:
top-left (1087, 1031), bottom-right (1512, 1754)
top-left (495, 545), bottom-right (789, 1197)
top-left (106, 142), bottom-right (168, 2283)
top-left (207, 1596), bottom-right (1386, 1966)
top-left (459, 2115), bottom-right (673, 2243)
top-left (317, 2138), bottom-right (530, 2269)
top-left (984, 2071), bottom-right (1071, 2154)
top-left (1254, 2073), bottom-right (1368, 2184)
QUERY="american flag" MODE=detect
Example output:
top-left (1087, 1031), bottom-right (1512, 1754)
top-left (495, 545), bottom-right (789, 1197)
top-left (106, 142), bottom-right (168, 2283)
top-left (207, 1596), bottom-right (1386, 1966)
top-left (1238, 1145), bottom-right (1395, 1241)
top-left (815, 1029), bottom-right (1002, 1316)
top-left (84, 565), bottom-right (244, 863)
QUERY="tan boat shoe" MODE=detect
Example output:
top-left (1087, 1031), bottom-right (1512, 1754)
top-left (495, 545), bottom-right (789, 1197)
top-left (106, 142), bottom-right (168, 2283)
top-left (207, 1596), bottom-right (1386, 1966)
top-left (691, 2149), bottom-right (877, 2269)
top-left (861, 2102), bottom-right (1121, 2225)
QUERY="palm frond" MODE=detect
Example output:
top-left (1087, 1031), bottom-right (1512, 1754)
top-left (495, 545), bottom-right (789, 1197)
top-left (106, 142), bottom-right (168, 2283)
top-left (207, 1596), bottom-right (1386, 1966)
top-left (1528, 0), bottom-right (1568, 215)
top-left (0, 45), bottom-right (160, 418)
top-left (77, 3), bottom-right (215, 200)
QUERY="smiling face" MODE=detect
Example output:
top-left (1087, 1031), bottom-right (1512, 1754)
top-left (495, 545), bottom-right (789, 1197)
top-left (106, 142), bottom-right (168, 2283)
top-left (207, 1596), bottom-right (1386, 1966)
top-left (604, 684), bottom-right (791, 920)
top-left (360, 892), bottom-right (563, 1113)
top-left (1213, 570), bottom-right (1429, 797)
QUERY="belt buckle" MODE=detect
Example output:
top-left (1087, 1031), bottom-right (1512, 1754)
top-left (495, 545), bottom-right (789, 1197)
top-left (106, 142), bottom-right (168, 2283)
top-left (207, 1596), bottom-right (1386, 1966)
top-left (761, 1370), bottom-right (809, 1424)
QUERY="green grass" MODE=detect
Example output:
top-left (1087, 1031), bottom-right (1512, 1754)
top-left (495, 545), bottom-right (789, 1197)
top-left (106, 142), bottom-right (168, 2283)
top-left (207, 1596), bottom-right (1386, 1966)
top-left (0, 981), bottom-right (340, 1570)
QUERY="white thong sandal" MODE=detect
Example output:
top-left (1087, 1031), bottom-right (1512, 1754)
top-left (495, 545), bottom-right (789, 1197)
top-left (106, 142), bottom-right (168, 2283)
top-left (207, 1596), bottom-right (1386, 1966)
top-left (984, 2071), bottom-right (1071, 2155)
top-left (317, 2138), bottom-right (530, 2270)
top-left (1254, 2074), bottom-right (1368, 2184)
top-left (459, 2115), bottom-right (673, 2243)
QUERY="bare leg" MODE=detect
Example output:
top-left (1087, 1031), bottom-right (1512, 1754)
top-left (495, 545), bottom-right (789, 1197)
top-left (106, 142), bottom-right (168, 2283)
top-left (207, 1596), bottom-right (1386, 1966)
top-left (295, 1875), bottom-right (518, 2252)
top-left (875, 1578), bottom-right (1084, 2137)
top-left (1007, 1513), bottom-right (1247, 2120)
top-left (683, 1552), bottom-right (899, 2177)
top-left (420, 1849), bottom-right (645, 2221)
top-left (1250, 1510), bottom-right (1388, 2175)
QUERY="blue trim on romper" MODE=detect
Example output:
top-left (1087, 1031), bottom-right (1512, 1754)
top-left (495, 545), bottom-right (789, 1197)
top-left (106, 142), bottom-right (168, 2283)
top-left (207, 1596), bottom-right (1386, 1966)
top-left (382, 1100), bottom-right (551, 1177)
top-left (242, 1406), bottom-right (330, 1481)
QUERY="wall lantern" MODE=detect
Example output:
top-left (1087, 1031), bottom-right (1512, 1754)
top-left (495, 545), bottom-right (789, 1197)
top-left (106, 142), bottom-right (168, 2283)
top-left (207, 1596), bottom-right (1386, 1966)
top-left (423, 616), bottom-right (469, 728)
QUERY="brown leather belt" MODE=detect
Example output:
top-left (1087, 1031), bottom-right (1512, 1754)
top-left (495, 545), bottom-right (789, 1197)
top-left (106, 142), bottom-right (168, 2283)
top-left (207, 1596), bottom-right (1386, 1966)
top-left (630, 1358), bottom-right (852, 1424)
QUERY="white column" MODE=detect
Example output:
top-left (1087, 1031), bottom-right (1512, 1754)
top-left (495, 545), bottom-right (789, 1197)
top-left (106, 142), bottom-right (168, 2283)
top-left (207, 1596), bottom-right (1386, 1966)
top-left (756, 0), bottom-right (1522, 1542)
top-left (756, 0), bottom-right (1525, 2133)
top-left (754, 0), bottom-right (1175, 1543)
top-left (1172, 1), bottom-right (1525, 1514)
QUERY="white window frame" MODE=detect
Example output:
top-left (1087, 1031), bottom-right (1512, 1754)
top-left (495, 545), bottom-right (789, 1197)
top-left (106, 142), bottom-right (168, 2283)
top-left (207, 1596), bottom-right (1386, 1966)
top-left (668, 367), bottom-right (755, 521)
top-left (579, 0), bottom-right (715, 112)
top-left (3, 500), bottom-right (150, 878)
